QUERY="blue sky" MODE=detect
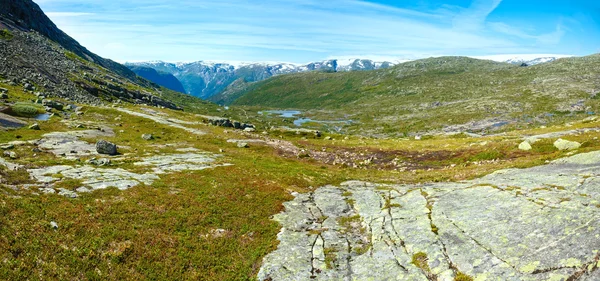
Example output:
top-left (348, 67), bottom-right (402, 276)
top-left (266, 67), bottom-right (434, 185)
top-left (36, 0), bottom-right (600, 63)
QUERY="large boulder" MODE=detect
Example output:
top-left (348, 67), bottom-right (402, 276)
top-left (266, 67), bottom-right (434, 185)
top-left (553, 138), bottom-right (581, 151)
top-left (518, 141), bottom-right (532, 151)
top-left (96, 140), bottom-right (117, 155)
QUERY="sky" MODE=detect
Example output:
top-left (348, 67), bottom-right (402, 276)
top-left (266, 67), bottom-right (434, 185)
top-left (36, 0), bottom-right (600, 63)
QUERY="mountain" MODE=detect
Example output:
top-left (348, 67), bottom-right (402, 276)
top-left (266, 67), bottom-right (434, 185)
top-left (475, 54), bottom-right (573, 66)
top-left (225, 55), bottom-right (600, 136)
top-left (127, 65), bottom-right (186, 93)
top-left (125, 58), bottom-right (400, 100)
top-left (0, 0), bottom-right (216, 111)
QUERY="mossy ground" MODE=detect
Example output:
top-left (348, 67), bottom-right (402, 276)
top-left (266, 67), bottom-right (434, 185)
top-left (2, 98), bottom-right (600, 280)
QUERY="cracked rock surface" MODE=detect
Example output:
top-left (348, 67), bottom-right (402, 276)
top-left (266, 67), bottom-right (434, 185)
top-left (258, 151), bottom-right (600, 281)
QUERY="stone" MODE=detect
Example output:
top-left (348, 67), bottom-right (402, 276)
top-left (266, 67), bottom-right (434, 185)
top-left (553, 138), bottom-right (581, 151)
top-left (0, 144), bottom-right (14, 150)
top-left (8, 151), bottom-right (17, 159)
top-left (244, 127), bottom-right (256, 133)
top-left (324, 136), bottom-right (332, 140)
top-left (0, 93), bottom-right (7, 99)
top-left (42, 99), bottom-right (64, 110)
top-left (0, 87), bottom-right (7, 93)
top-left (29, 123), bottom-right (40, 130)
top-left (57, 188), bottom-right (78, 198)
top-left (519, 141), bottom-right (532, 151)
top-left (237, 142), bottom-right (249, 148)
top-left (50, 221), bottom-right (58, 230)
top-left (87, 158), bottom-right (111, 166)
top-left (23, 83), bottom-right (35, 91)
top-left (96, 140), bottom-right (117, 155)
top-left (141, 134), bottom-right (154, 140)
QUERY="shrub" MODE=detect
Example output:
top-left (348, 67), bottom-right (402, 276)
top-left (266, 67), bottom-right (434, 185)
top-left (455, 272), bottom-right (474, 281)
top-left (10, 102), bottom-right (45, 117)
top-left (0, 29), bottom-right (13, 40)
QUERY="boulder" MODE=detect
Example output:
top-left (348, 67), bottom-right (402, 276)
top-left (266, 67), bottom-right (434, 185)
top-left (0, 87), bottom-right (7, 93)
top-left (237, 142), bottom-right (249, 148)
top-left (141, 134), bottom-right (154, 140)
top-left (42, 99), bottom-right (64, 110)
top-left (96, 140), bottom-right (118, 155)
top-left (87, 158), bottom-right (111, 166)
top-left (0, 93), bottom-right (7, 99)
top-left (518, 141), bottom-right (532, 151)
top-left (29, 123), bottom-right (40, 130)
top-left (244, 127), bottom-right (256, 133)
top-left (553, 138), bottom-right (581, 151)
top-left (0, 144), bottom-right (14, 150)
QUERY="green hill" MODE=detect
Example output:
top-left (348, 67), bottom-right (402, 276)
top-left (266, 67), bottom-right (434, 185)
top-left (226, 55), bottom-right (600, 136)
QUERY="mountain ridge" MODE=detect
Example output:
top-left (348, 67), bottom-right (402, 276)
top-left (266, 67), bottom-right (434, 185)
top-left (127, 55), bottom-right (571, 100)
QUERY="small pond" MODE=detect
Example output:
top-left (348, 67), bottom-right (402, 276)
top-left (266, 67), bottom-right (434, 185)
top-left (260, 110), bottom-right (353, 130)
top-left (35, 113), bottom-right (52, 121)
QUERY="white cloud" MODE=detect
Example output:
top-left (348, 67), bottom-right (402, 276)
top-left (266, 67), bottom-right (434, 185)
top-left (38, 0), bottom-right (576, 62)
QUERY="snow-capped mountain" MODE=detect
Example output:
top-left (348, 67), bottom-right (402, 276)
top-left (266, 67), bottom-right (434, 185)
top-left (473, 54), bottom-right (573, 66)
top-left (125, 58), bottom-right (398, 99)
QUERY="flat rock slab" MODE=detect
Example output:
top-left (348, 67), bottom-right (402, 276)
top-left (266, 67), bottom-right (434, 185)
top-left (27, 152), bottom-right (227, 195)
top-left (36, 128), bottom-right (115, 159)
top-left (116, 108), bottom-right (205, 135)
top-left (0, 112), bottom-right (27, 128)
top-left (259, 151), bottom-right (600, 281)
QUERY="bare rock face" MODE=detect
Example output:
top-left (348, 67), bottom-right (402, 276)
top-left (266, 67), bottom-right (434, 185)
top-left (96, 140), bottom-right (117, 155)
top-left (258, 151), bottom-right (600, 281)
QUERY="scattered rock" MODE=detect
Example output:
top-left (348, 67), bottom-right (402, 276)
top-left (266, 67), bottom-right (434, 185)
top-left (29, 123), bottom-right (40, 130)
top-left (553, 138), bottom-right (581, 151)
top-left (57, 188), bottom-right (78, 198)
top-left (0, 87), bottom-right (7, 94)
top-left (87, 158), bottom-right (111, 166)
top-left (0, 93), bottom-right (7, 99)
top-left (42, 99), bottom-right (64, 110)
top-left (50, 221), bottom-right (58, 230)
top-left (8, 151), bottom-right (17, 159)
top-left (141, 134), bottom-right (154, 140)
top-left (23, 83), bottom-right (35, 91)
top-left (96, 140), bottom-right (117, 155)
top-left (0, 144), bottom-right (14, 150)
top-left (75, 186), bottom-right (92, 193)
top-left (518, 141), bottom-right (532, 151)
top-left (244, 127), bottom-right (256, 133)
top-left (324, 136), bottom-right (332, 140)
top-left (237, 142), bottom-right (249, 148)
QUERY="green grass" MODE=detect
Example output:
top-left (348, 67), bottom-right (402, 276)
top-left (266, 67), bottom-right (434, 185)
top-left (0, 29), bottom-right (13, 40)
top-left (4, 104), bottom-right (600, 280)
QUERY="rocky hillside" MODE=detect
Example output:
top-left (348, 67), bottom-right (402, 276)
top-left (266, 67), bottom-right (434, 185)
top-left (127, 65), bottom-right (186, 93)
top-left (225, 55), bottom-right (600, 136)
top-left (0, 0), bottom-right (219, 111)
top-left (0, 0), bottom-right (135, 80)
top-left (125, 58), bottom-right (399, 100)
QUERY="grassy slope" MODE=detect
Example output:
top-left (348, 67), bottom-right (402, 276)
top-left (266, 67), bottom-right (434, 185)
top-left (229, 55), bottom-right (600, 135)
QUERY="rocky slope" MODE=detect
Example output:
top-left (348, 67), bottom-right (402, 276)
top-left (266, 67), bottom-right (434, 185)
top-left (125, 59), bottom-right (399, 100)
top-left (0, 0), bottom-right (215, 111)
top-left (0, 0), bottom-right (135, 80)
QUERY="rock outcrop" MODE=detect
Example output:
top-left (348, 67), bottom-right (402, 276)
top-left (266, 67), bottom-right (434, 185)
top-left (259, 151), bottom-right (600, 281)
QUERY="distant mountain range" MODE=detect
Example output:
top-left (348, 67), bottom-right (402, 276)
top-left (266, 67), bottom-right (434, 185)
top-left (126, 55), bottom-right (571, 100)
top-left (125, 59), bottom-right (403, 99)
